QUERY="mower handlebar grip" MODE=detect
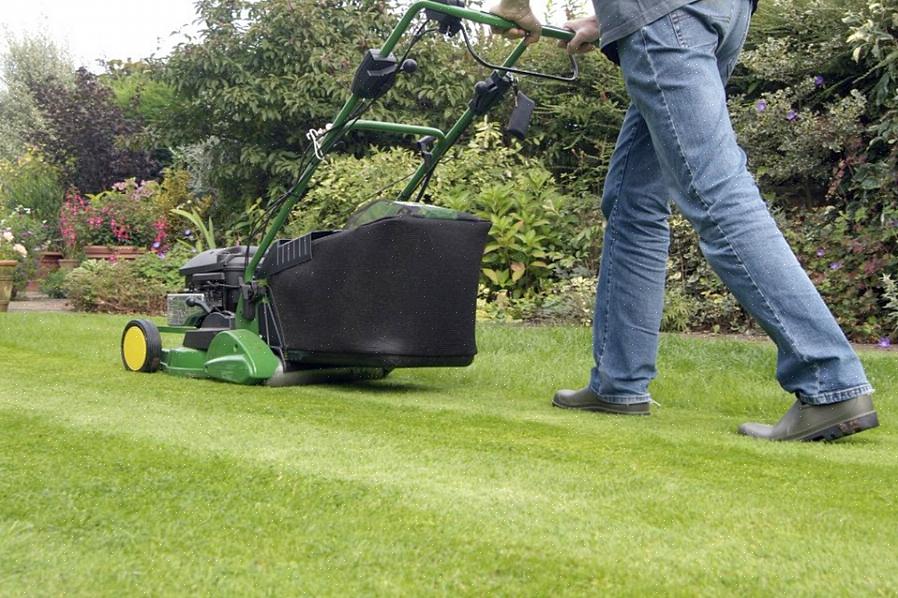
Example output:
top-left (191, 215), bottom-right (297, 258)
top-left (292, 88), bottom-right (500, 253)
top-left (381, 1), bottom-right (580, 54)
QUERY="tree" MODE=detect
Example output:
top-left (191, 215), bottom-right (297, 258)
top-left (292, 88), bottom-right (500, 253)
top-left (27, 68), bottom-right (159, 194)
top-left (0, 33), bottom-right (73, 162)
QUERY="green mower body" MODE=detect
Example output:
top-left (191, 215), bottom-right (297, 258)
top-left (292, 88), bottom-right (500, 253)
top-left (120, 1), bottom-right (579, 385)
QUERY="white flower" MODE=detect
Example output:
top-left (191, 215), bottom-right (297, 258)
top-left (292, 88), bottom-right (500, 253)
top-left (13, 243), bottom-right (27, 257)
top-left (1, 230), bottom-right (12, 242)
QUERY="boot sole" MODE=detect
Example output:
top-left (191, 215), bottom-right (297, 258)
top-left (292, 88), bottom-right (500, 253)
top-left (794, 411), bottom-right (879, 442)
top-left (551, 397), bottom-right (650, 416)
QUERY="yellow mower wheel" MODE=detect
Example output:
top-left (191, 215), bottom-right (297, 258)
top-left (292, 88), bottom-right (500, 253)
top-left (121, 319), bottom-right (162, 373)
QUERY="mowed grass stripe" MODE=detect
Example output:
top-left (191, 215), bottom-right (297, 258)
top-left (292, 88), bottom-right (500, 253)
top-left (1, 313), bottom-right (896, 594)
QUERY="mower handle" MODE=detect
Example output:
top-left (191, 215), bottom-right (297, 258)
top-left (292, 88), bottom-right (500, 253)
top-left (237, 3), bottom-right (580, 330)
top-left (380, 2), bottom-right (576, 55)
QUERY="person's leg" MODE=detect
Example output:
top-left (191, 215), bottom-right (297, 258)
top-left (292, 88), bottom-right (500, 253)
top-left (598, 0), bottom-right (880, 438)
top-left (590, 105), bottom-right (674, 404)
top-left (554, 103), bottom-right (677, 415)
top-left (613, 0), bottom-right (872, 410)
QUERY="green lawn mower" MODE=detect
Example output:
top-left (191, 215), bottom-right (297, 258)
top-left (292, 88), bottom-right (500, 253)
top-left (121, 0), bottom-right (579, 386)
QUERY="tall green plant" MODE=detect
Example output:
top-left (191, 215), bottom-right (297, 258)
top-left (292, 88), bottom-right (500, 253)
top-left (0, 149), bottom-right (65, 222)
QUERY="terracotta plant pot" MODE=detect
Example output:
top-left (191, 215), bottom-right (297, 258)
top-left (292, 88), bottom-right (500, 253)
top-left (27, 251), bottom-right (64, 292)
top-left (0, 259), bottom-right (17, 312)
top-left (57, 258), bottom-right (81, 271)
top-left (84, 245), bottom-right (144, 261)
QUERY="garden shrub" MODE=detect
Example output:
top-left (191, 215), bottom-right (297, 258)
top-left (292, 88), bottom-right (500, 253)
top-left (63, 247), bottom-right (193, 314)
top-left (782, 203), bottom-right (898, 343)
top-left (39, 268), bottom-right (68, 298)
top-left (0, 148), bottom-right (65, 222)
top-left (64, 259), bottom-right (167, 314)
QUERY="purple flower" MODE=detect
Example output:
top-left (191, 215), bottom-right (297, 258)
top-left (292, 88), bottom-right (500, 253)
top-left (157, 252), bottom-right (166, 259)
top-left (184, 229), bottom-right (193, 237)
top-left (816, 248), bottom-right (825, 257)
top-left (152, 241), bottom-right (161, 249)
top-left (814, 75), bottom-right (825, 87)
top-left (786, 110), bottom-right (798, 121)
top-left (755, 99), bottom-right (768, 113)
top-left (829, 261), bottom-right (842, 270)
top-left (878, 337), bottom-right (892, 348)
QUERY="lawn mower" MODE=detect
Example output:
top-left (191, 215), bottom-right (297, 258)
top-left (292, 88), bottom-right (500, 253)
top-left (120, 0), bottom-right (580, 385)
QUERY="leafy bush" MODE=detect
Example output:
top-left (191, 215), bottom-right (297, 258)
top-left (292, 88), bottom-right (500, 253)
top-left (64, 259), bottom-right (167, 313)
top-left (442, 170), bottom-right (581, 298)
top-left (783, 203), bottom-right (898, 342)
top-left (130, 244), bottom-right (194, 291)
top-left (63, 247), bottom-right (193, 313)
top-left (883, 274), bottom-right (898, 343)
top-left (532, 276), bottom-right (596, 326)
top-left (39, 268), bottom-right (68, 298)
top-left (0, 149), bottom-right (65, 222)
top-left (0, 206), bottom-right (45, 294)
top-left (730, 85), bottom-right (866, 201)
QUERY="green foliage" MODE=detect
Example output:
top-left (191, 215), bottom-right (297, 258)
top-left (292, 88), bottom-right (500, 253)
top-left (103, 60), bottom-right (178, 128)
top-left (0, 148), bottom-right (66, 222)
top-left (161, 0), bottom-right (397, 205)
top-left (0, 33), bottom-right (73, 163)
top-left (533, 275), bottom-right (596, 326)
top-left (170, 207), bottom-right (217, 251)
top-left (0, 206), bottom-right (44, 294)
top-left (730, 85), bottom-right (866, 200)
top-left (782, 203), bottom-right (898, 342)
top-left (661, 284), bottom-right (696, 334)
top-left (38, 268), bottom-right (68, 298)
top-left (27, 68), bottom-right (158, 194)
top-left (843, 0), bottom-right (898, 204)
top-left (130, 244), bottom-right (194, 291)
top-left (159, 0), bottom-right (626, 209)
top-left (443, 170), bottom-right (578, 298)
top-left (0, 206), bottom-right (46, 256)
top-left (61, 249), bottom-right (193, 313)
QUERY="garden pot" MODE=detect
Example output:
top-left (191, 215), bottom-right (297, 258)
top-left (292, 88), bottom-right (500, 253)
top-left (39, 251), bottom-right (63, 270)
top-left (84, 245), bottom-right (144, 261)
top-left (0, 260), bottom-right (16, 313)
top-left (27, 251), bottom-right (64, 291)
top-left (58, 258), bottom-right (81, 270)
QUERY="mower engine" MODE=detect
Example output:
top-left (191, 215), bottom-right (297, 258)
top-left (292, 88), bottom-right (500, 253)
top-left (166, 246), bottom-right (256, 327)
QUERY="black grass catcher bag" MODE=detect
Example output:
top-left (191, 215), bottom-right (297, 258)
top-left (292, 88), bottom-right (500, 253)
top-left (257, 201), bottom-right (491, 368)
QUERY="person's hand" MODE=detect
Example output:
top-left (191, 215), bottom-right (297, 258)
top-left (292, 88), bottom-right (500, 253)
top-left (558, 15), bottom-right (599, 54)
top-left (487, 0), bottom-right (542, 45)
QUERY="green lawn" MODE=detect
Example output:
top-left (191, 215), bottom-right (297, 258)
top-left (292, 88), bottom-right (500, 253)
top-left (0, 312), bottom-right (895, 595)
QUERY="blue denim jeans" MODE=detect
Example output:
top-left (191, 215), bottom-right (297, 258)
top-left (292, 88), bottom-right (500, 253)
top-left (589, 0), bottom-right (873, 405)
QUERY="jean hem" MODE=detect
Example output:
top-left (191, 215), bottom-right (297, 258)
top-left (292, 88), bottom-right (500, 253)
top-left (797, 384), bottom-right (874, 406)
top-left (588, 384), bottom-right (652, 405)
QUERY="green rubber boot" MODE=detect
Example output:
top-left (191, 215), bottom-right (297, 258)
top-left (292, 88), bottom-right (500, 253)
top-left (738, 395), bottom-right (878, 441)
top-left (552, 386), bottom-right (651, 416)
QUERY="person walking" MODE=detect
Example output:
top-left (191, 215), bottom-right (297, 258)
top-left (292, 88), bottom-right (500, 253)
top-left (489, 0), bottom-right (879, 441)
